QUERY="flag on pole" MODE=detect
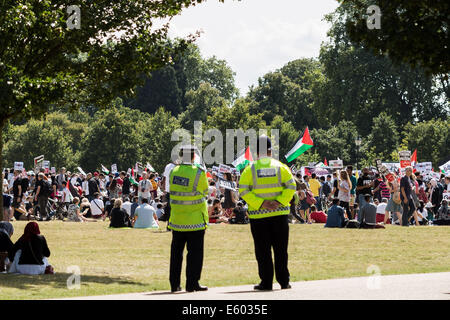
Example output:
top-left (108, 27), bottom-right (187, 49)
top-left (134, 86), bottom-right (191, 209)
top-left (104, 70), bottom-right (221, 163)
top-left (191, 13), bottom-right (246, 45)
top-left (101, 164), bottom-right (109, 175)
top-left (285, 127), bottom-right (314, 163)
top-left (129, 168), bottom-right (138, 186)
top-left (232, 146), bottom-right (253, 171)
top-left (411, 149), bottom-right (417, 167)
top-left (146, 163), bottom-right (155, 172)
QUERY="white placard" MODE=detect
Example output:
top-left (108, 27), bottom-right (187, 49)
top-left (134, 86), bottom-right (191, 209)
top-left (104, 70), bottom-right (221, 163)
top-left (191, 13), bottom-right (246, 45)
top-left (219, 164), bottom-right (231, 173)
top-left (50, 167), bottom-right (56, 174)
top-left (398, 150), bottom-right (411, 161)
top-left (443, 192), bottom-right (450, 201)
top-left (218, 178), bottom-right (236, 191)
top-left (212, 166), bottom-right (219, 173)
top-left (415, 162), bottom-right (433, 175)
top-left (439, 160), bottom-right (450, 173)
top-left (14, 162), bottom-right (24, 171)
top-left (111, 164), bottom-right (118, 174)
top-left (329, 160), bottom-right (343, 169)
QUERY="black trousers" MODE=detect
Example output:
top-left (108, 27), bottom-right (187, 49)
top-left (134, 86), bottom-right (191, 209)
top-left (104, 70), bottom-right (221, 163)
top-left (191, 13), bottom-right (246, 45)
top-left (250, 214), bottom-right (290, 289)
top-left (169, 230), bottom-right (205, 290)
top-left (402, 198), bottom-right (416, 226)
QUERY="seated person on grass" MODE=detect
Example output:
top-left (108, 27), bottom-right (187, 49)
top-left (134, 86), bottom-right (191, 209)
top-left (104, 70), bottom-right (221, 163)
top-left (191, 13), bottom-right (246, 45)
top-left (324, 198), bottom-right (346, 228)
top-left (208, 199), bottom-right (228, 224)
top-left (309, 205), bottom-right (327, 223)
top-left (0, 222), bottom-right (14, 272)
top-left (433, 200), bottom-right (449, 225)
top-left (359, 194), bottom-right (383, 229)
top-left (67, 197), bottom-right (97, 222)
top-left (132, 198), bottom-right (159, 229)
top-left (110, 199), bottom-right (132, 228)
top-left (229, 201), bottom-right (249, 224)
top-left (155, 203), bottom-right (165, 219)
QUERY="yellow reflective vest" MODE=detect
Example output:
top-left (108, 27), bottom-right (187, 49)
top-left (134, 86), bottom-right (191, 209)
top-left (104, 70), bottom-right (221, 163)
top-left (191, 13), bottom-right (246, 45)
top-left (168, 164), bottom-right (209, 231)
top-left (239, 157), bottom-right (296, 219)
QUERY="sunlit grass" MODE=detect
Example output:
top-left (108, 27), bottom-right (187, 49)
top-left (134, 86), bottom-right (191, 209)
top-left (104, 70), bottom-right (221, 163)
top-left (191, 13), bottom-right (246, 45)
top-left (1, 221), bottom-right (449, 300)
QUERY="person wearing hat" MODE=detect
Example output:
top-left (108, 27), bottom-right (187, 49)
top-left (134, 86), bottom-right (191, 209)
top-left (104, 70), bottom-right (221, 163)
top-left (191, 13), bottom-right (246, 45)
top-left (168, 145), bottom-right (209, 293)
top-left (238, 136), bottom-right (296, 291)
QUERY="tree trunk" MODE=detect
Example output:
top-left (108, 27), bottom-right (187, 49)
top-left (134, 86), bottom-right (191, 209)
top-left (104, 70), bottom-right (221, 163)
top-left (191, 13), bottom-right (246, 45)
top-left (0, 120), bottom-right (4, 221)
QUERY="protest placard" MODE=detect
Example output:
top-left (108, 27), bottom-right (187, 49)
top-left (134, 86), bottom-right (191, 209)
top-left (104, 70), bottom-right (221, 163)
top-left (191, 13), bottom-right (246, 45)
top-left (218, 178), bottom-right (236, 190)
top-left (34, 155), bottom-right (44, 172)
top-left (14, 162), bottom-right (24, 171)
top-left (415, 162), bottom-right (433, 175)
top-left (77, 167), bottom-right (86, 176)
top-left (219, 164), bottom-right (231, 173)
top-left (399, 150), bottom-right (411, 168)
top-left (111, 164), bottom-right (118, 174)
top-left (329, 160), bottom-right (343, 169)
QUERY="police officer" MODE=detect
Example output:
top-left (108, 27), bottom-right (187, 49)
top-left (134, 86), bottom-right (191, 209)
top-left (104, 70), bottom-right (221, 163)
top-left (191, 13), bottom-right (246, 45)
top-left (239, 136), bottom-right (296, 290)
top-left (168, 146), bottom-right (209, 293)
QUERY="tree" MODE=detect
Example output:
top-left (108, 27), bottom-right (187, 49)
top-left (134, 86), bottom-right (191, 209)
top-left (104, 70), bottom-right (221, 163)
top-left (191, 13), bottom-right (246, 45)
top-left (248, 58), bottom-right (322, 131)
top-left (79, 104), bottom-right (146, 172)
top-left (403, 119), bottom-right (450, 169)
top-left (340, 0), bottom-right (450, 75)
top-left (3, 113), bottom-right (86, 171)
top-left (0, 0), bottom-right (225, 219)
top-left (366, 112), bottom-right (399, 160)
top-left (312, 10), bottom-right (449, 136)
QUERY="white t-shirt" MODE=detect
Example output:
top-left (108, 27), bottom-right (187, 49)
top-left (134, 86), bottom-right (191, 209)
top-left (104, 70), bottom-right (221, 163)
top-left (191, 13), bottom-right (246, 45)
top-left (3, 178), bottom-right (8, 193)
top-left (82, 180), bottom-right (89, 195)
top-left (163, 163), bottom-right (176, 193)
top-left (417, 208), bottom-right (427, 222)
top-left (138, 179), bottom-right (151, 198)
top-left (376, 203), bottom-right (387, 214)
top-left (70, 177), bottom-right (78, 187)
top-left (90, 198), bottom-right (104, 216)
top-left (122, 201), bottom-right (132, 216)
top-left (62, 188), bottom-right (72, 203)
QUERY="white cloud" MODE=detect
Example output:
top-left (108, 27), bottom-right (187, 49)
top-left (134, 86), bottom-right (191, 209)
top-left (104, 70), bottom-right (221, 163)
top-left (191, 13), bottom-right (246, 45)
top-left (169, 0), bottom-right (338, 95)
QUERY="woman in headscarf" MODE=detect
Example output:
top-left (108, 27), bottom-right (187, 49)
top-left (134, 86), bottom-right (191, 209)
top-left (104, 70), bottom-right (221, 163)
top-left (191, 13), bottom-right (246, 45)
top-left (8, 222), bottom-right (53, 275)
top-left (0, 222), bottom-right (14, 272)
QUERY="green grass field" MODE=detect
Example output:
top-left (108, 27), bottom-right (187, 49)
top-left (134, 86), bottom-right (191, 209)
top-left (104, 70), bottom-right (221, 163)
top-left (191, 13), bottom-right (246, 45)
top-left (1, 220), bottom-right (449, 300)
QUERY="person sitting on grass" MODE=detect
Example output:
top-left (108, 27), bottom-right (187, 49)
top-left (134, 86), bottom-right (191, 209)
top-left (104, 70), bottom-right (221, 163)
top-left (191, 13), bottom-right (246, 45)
top-left (132, 198), bottom-right (159, 229)
top-left (155, 203), bottom-right (165, 219)
top-left (433, 200), bottom-right (449, 225)
top-left (0, 222), bottom-right (14, 272)
top-left (376, 198), bottom-right (389, 224)
top-left (324, 198), bottom-right (346, 228)
top-left (208, 199), bottom-right (228, 224)
top-left (309, 205), bottom-right (327, 223)
top-left (359, 194), bottom-right (384, 229)
top-left (229, 201), bottom-right (249, 224)
top-left (67, 197), bottom-right (97, 222)
top-left (109, 199), bottom-right (132, 228)
top-left (130, 196), bottom-right (139, 219)
top-left (8, 222), bottom-right (54, 275)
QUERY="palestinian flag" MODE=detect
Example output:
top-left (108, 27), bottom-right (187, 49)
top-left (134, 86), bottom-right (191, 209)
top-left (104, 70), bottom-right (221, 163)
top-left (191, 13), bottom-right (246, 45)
top-left (232, 146), bottom-right (253, 171)
top-left (285, 127), bottom-right (314, 163)
top-left (101, 164), bottom-right (109, 175)
top-left (129, 168), bottom-right (138, 186)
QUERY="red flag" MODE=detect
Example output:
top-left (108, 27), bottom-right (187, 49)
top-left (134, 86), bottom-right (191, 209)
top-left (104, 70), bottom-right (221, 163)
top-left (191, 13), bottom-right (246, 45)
top-left (411, 149), bottom-right (417, 166)
top-left (206, 172), bottom-right (212, 179)
top-left (324, 158), bottom-right (328, 166)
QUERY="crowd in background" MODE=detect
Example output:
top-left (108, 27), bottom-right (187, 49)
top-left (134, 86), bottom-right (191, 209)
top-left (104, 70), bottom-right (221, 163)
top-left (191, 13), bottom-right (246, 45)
top-left (2, 163), bottom-right (450, 229)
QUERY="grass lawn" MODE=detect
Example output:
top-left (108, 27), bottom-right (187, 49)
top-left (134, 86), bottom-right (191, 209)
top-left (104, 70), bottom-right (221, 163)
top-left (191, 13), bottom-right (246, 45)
top-left (1, 220), bottom-right (449, 300)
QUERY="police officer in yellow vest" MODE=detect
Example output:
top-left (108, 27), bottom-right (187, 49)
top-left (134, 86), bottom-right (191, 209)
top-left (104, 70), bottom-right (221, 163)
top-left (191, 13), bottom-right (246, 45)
top-left (239, 136), bottom-right (296, 290)
top-left (168, 145), bottom-right (209, 293)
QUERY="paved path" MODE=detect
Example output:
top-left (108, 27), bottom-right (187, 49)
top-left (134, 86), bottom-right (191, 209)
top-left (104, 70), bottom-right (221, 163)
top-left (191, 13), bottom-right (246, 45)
top-left (61, 272), bottom-right (450, 300)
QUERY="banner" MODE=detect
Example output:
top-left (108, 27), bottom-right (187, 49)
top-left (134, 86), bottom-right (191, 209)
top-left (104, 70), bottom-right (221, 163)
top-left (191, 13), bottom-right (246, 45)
top-left (439, 160), bottom-right (450, 173)
top-left (219, 164), bottom-right (231, 174)
top-left (329, 160), bottom-right (343, 169)
top-left (399, 150), bottom-right (411, 168)
top-left (14, 162), bottom-right (24, 171)
top-left (415, 162), bottom-right (433, 175)
top-left (77, 167), bottom-right (86, 176)
top-left (218, 178), bottom-right (236, 191)
top-left (383, 162), bottom-right (401, 173)
top-left (212, 166), bottom-right (219, 173)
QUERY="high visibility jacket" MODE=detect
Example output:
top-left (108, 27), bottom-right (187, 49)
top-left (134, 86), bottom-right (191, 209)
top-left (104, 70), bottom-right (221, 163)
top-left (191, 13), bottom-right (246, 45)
top-left (168, 164), bottom-right (209, 231)
top-left (239, 157), bottom-right (296, 219)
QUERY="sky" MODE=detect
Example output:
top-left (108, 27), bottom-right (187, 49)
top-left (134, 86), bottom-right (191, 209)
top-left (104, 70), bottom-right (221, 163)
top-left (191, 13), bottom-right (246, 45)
top-left (169, 0), bottom-right (339, 95)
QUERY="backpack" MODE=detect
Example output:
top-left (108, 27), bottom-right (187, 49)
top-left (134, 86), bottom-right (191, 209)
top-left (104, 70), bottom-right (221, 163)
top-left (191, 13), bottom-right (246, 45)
top-left (305, 190), bottom-right (316, 205)
top-left (40, 180), bottom-right (53, 197)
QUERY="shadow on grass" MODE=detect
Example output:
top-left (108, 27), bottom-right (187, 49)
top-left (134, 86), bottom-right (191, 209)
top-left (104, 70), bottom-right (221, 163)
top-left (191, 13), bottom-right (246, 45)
top-left (0, 273), bottom-right (147, 290)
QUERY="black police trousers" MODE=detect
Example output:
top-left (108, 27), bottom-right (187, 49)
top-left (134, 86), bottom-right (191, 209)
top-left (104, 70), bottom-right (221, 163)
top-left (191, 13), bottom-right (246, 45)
top-left (250, 214), bottom-right (290, 289)
top-left (169, 229), bottom-right (205, 290)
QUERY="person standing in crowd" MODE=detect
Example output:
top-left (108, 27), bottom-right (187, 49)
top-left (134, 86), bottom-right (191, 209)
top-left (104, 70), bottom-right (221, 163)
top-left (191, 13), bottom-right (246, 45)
top-left (82, 174), bottom-right (89, 199)
top-left (331, 172), bottom-right (339, 199)
top-left (108, 176), bottom-right (119, 201)
top-left (168, 146), bottom-right (209, 293)
top-left (34, 173), bottom-right (51, 221)
top-left (309, 173), bottom-right (321, 211)
top-left (88, 173), bottom-right (100, 202)
top-left (130, 196), bottom-right (139, 219)
top-left (337, 170), bottom-right (352, 219)
top-left (356, 168), bottom-right (374, 208)
top-left (303, 175), bottom-right (310, 189)
top-left (222, 172), bottom-right (237, 219)
top-left (149, 173), bottom-right (158, 200)
top-left (427, 178), bottom-right (444, 219)
top-left (56, 167), bottom-right (66, 191)
top-left (122, 172), bottom-right (131, 200)
top-left (347, 166), bottom-right (357, 218)
top-left (159, 161), bottom-right (176, 227)
top-left (324, 198), bottom-right (346, 228)
top-left (138, 172), bottom-right (151, 204)
top-left (298, 182), bottom-right (312, 223)
top-left (400, 166), bottom-right (416, 227)
top-left (385, 174), bottom-right (403, 225)
top-left (239, 136), bottom-right (296, 291)
top-left (11, 170), bottom-right (23, 220)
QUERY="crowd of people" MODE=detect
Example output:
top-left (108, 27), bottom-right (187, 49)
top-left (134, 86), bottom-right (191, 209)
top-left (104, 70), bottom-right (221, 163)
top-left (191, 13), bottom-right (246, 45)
top-left (2, 163), bottom-right (450, 229)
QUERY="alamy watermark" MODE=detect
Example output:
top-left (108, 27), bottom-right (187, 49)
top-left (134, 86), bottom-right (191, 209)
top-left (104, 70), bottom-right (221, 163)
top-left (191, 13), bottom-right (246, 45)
top-left (367, 5), bottom-right (381, 30)
top-left (66, 265), bottom-right (81, 290)
top-left (171, 121), bottom-right (279, 165)
top-left (67, 5), bottom-right (81, 30)
top-left (366, 264), bottom-right (381, 290)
